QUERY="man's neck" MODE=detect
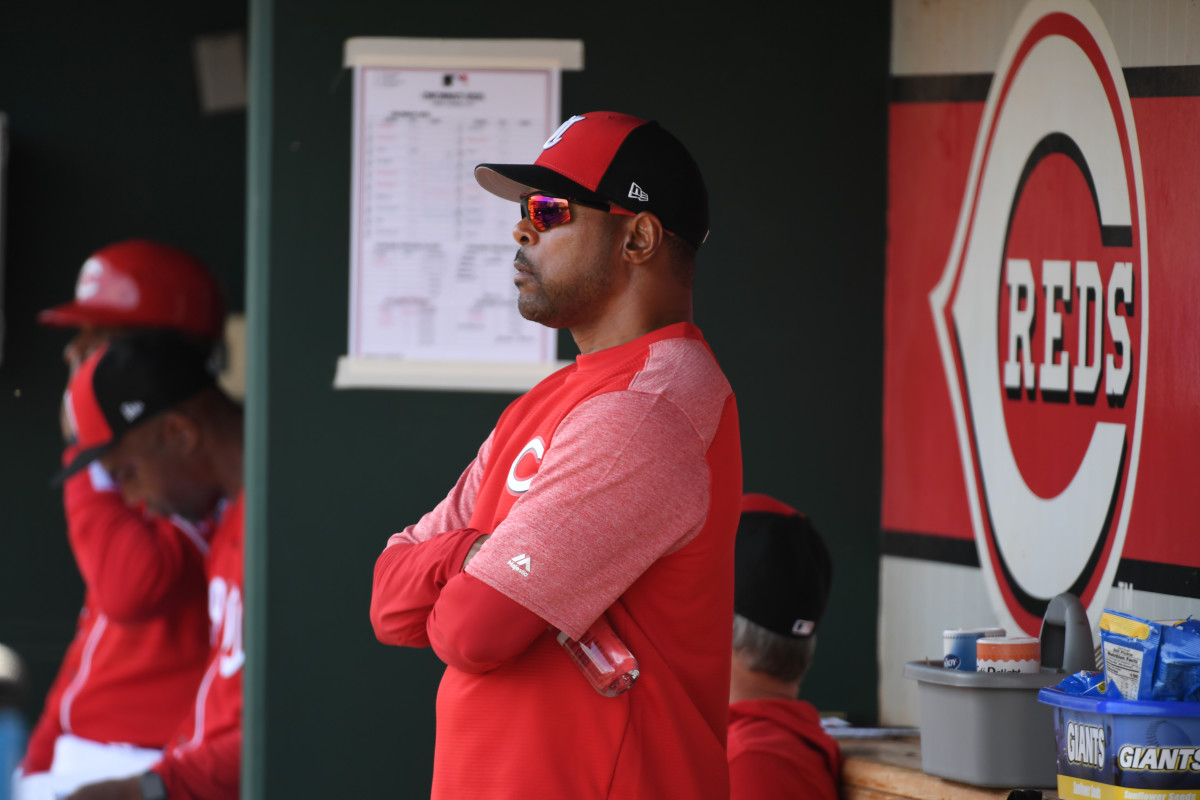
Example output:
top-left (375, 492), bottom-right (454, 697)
top-left (730, 658), bottom-right (802, 704)
top-left (570, 305), bottom-right (693, 355)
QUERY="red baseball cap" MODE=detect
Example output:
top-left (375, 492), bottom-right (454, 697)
top-left (474, 111), bottom-right (710, 249)
top-left (39, 240), bottom-right (225, 340)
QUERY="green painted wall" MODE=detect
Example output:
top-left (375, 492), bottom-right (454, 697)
top-left (248, 1), bottom-right (889, 797)
top-left (0, 3), bottom-right (246, 722)
top-left (0, 0), bottom-right (889, 794)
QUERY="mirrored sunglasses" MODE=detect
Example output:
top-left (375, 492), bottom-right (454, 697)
top-left (519, 193), bottom-right (635, 232)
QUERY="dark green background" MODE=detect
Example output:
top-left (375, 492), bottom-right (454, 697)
top-left (3, 1), bottom-right (888, 796)
top-left (0, 0), bottom-right (247, 724)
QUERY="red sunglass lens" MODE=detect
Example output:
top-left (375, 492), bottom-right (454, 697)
top-left (523, 195), bottom-right (571, 231)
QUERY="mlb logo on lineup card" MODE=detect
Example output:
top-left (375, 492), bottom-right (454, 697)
top-left (930, 0), bottom-right (1146, 636)
top-left (880, 0), bottom-right (1200, 724)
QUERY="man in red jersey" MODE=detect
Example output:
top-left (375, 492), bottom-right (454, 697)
top-left (371, 111), bottom-right (743, 799)
top-left (48, 332), bottom-right (244, 800)
top-left (16, 242), bottom-right (224, 800)
top-left (727, 494), bottom-right (843, 800)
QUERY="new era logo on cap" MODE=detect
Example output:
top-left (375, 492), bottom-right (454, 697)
top-left (120, 401), bottom-right (145, 422)
top-left (474, 110), bottom-right (710, 249)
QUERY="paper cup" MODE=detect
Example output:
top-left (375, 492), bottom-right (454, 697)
top-left (976, 636), bottom-right (1040, 673)
top-left (943, 627), bottom-right (1006, 670)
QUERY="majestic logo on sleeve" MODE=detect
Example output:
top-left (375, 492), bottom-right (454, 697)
top-left (930, 0), bottom-right (1148, 635)
top-left (506, 437), bottom-right (545, 496)
top-left (507, 553), bottom-right (532, 577)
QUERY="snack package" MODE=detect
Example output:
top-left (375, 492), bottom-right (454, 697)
top-left (1053, 669), bottom-right (1109, 697)
top-left (1151, 617), bottom-right (1200, 702)
top-left (1099, 610), bottom-right (1161, 700)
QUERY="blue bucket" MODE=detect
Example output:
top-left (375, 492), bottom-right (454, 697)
top-left (1039, 686), bottom-right (1200, 799)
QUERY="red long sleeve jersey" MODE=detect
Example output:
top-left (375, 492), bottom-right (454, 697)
top-left (152, 491), bottom-right (244, 800)
top-left (372, 323), bottom-right (743, 799)
top-left (22, 458), bottom-right (211, 774)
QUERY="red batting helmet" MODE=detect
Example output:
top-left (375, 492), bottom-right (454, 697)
top-left (38, 240), bottom-right (225, 340)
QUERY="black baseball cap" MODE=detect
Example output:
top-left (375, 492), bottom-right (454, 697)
top-left (474, 111), bottom-right (710, 249)
top-left (734, 494), bottom-right (833, 638)
top-left (54, 330), bottom-right (217, 485)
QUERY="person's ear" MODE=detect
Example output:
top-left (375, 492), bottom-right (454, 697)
top-left (160, 410), bottom-right (201, 456)
top-left (620, 212), bottom-right (665, 266)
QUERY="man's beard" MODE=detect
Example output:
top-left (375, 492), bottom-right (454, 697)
top-left (515, 246), bottom-right (614, 329)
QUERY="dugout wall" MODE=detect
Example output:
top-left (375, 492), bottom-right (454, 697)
top-left (244, 0), bottom-right (889, 796)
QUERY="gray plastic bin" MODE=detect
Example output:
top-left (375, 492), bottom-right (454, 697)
top-left (903, 660), bottom-right (1060, 788)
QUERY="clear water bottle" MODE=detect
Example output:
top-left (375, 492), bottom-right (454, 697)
top-left (556, 615), bottom-right (640, 697)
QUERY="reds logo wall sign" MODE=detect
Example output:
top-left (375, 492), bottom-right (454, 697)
top-left (929, 0), bottom-right (1148, 634)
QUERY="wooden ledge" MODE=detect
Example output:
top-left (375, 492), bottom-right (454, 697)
top-left (841, 737), bottom-right (1056, 800)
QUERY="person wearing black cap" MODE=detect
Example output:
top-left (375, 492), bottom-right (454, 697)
top-left (371, 111), bottom-right (742, 799)
top-left (50, 331), bottom-right (245, 800)
top-left (728, 494), bottom-right (843, 800)
top-left (17, 245), bottom-right (224, 800)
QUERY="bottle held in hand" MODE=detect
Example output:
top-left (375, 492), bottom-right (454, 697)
top-left (556, 615), bottom-right (639, 697)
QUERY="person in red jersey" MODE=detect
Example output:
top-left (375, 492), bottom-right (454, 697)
top-left (727, 494), bottom-right (843, 800)
top-left (370, 111), bottom-right (743, 799)
top-left (48, 331), bottom-right (243, 800)
top-left (16, 242), bottom-right (225, 800)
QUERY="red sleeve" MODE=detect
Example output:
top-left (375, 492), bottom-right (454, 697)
top-left (19, 631), bottom-right (79, 773)
top-left (369, 529), bottom-right (482, 647)
top-left (154, 728), bottom-right (240, 800)
top-left (62, 453), bottom-right (206, 623)
top-left (427, 573), bottom-right (549, 673)
top-left (464, 391), bottom-right (715, 639)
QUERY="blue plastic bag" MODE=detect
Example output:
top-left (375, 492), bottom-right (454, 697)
top-left (1151, 618), bottom-right (1200, 702)
top-left (1053, 669), bottom-right (1109, 697)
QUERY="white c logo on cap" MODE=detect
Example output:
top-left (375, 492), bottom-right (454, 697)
top-left (543, 115), bottom-right (586, 149)
top-left (76, 258), bottom-right (105, 301)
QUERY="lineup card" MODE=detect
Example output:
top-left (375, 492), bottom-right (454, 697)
top-left (349, 66), bottom-right (559, 363)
